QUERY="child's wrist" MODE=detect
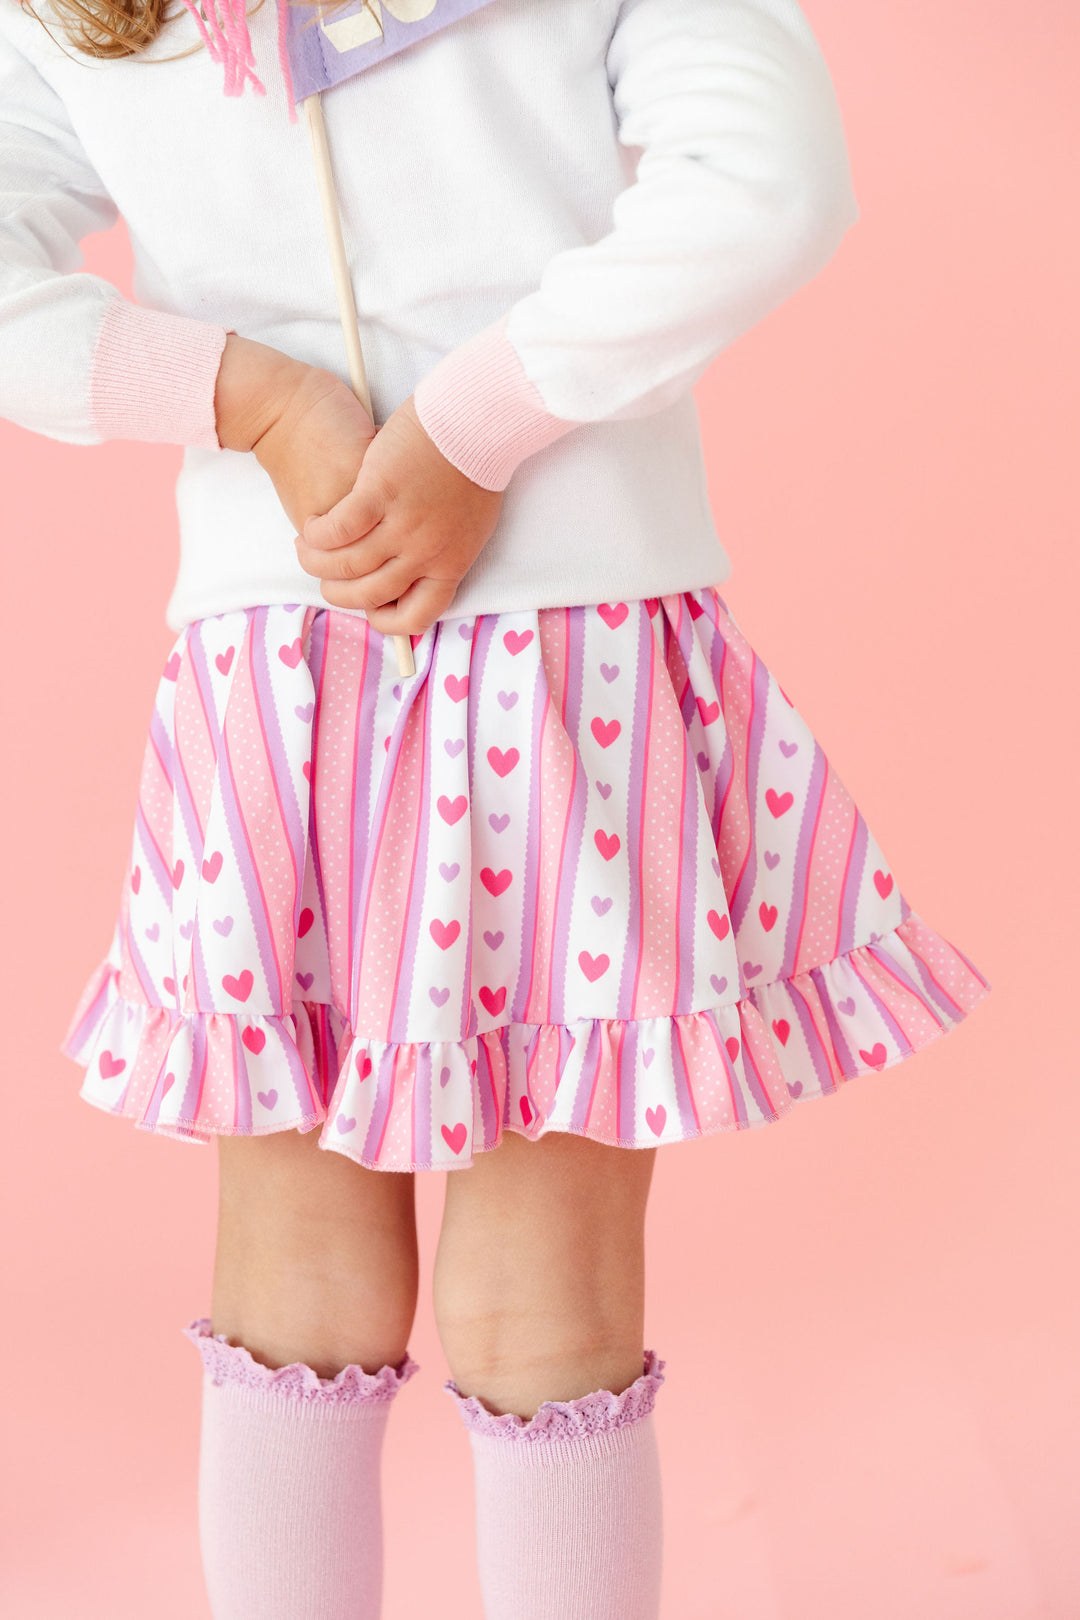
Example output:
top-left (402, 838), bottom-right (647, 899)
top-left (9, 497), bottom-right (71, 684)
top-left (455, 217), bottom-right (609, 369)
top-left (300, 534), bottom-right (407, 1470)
top-left (214, 332), bottom-right (312, 453)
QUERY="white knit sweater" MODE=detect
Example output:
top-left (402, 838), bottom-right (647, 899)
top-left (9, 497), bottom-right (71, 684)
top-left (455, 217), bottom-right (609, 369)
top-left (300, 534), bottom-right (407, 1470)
top-left (0, 0), bottom-right (858, 630)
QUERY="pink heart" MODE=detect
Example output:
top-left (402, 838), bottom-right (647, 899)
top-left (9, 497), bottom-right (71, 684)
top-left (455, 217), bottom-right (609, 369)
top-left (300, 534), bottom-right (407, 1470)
top-left (765, 788), bottom-right (794, 818)
top-left (171, 859), bottom-right (185, 889)
top-left (444, 673), bottom-right (469, 701)
top-left (707, 909), bottom-right (730, 941)
top-left (298, 907), bottom-right (315, 937)
top-left (481, 867), bottom-right (512, 897)
top-left (696, 697), bottom-right (720, 725)
top-left (645, 597), bottom-right (660, 617)
top-left (759, 902), bottom-right (778, 932)
top-left (483, 930), bottom-right (504, 950)
top-left (163, 653), bottom-right (181, 682)
top-left (838, 997), bottom-right (856, 1016)
top-left (163, 977), bottom-right (176, 997)
top-left (873, 869), bottom-right (894, 898)
top-left (356, 1052), bottom-right (373, 1079)
top-left (257, 1089), bottom-right (278, 1110)
top-left (520, 1095), bottom-right (533, 1127)
top-left (222, 969), bottom-right (254, 1002)
top-left (772, 1019), bottom-right (790, 1046)
top-left (503, 628), bottom-right (533, 655)
top-left (725, 1036), bottom-right (740, 1063)
top-left (594, 829), bottom-right (620, 861)
top-left (296, 971), bottom-right (314, 991)
top-left (336, 1114), bottom-right (357, 1134)
top-left (578, 950), bottom-right (609, 982)
top-left (859, 1043), bottom-right (888, 1070)
top-left (438, 794), bottom-right (468, 825)
top-left (278, 638), bottom-right (303, 668)
top-left (202, 851), bottom-right (223, 883)
top-left (687, 597), bottom-right (705, 619)
top-left (161, 1072), bottom-right (175, 1096)
top-left (645, 1104), bottom-right (666, 1136)
top-left (303, 760), bottom-right (313, 779)
top-left (430, 918), bottom-right (461, 950)
top-left (479, 985), bottom-right (507, 1016)
top-left (242, 1027), bottom-right (266, 1055)
top-left (487, 745), bottom-right (519, 777)
top-left (131, 866), bottom-right (141, 894)
top-left (590, 716), bottom-right (621, 748)
top-left (98, 1050), bottom-right (126, 1079)
top-left (442, 1121), bottom-right (468, 1155)
top-left (597, 601), bottom-right (628, 629)
top-left (215, 646), bottom-right (235, 675)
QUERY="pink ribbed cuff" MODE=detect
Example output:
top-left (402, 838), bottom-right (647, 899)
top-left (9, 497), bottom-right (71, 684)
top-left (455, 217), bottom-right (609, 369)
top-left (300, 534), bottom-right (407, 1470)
top-left (89, 298), bottom-right (229, 449)
top-left (413, 313), bottom-right (578, 491)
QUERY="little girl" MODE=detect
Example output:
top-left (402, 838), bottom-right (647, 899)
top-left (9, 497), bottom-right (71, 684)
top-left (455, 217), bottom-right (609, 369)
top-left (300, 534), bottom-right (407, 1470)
top-left (1, 0), bottom-right (990, 1614)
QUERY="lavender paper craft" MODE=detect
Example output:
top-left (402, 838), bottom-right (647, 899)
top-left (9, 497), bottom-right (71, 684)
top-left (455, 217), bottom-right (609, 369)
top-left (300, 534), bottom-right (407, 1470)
top-left (177, 0), bottom-right (499, 118)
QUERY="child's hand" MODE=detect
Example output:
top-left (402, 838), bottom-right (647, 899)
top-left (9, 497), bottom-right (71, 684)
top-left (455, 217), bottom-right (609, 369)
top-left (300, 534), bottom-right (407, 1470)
top-left (295, 394), bottom-right (504, 637)
top-left (215, 333), bottom-right (377, 536)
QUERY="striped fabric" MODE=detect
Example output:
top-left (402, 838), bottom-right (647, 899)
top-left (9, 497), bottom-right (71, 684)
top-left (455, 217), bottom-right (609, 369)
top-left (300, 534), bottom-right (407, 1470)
top-left (62, 589), bottom-right (990, 1171)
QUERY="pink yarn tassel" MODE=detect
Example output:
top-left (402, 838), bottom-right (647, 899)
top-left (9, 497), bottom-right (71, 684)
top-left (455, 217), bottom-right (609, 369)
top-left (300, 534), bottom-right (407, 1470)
top-left (176, 0), bottom-right (267, 99)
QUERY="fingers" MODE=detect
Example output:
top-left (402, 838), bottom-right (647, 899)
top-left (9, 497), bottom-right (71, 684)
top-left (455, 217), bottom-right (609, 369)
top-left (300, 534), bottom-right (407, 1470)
top-left (318, 556), bottom-right (421, 613)
top-left (360, 575), bottom-right (461, 638)
top-left (303, 476), bottom-right (386, 551)
top-left (295, 528), bottom-right (398, 583)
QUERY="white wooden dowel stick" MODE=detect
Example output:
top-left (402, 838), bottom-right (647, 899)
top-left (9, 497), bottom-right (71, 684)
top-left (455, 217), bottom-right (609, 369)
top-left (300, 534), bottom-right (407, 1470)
top-left (305, 93), bottom-right (415, 679)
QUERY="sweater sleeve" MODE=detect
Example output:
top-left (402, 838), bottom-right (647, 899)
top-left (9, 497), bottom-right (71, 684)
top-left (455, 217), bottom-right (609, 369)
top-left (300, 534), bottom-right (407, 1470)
top-left (413, 0), bottom-right (859, 491)
top-left (0, 31), bottom-right (228, 448)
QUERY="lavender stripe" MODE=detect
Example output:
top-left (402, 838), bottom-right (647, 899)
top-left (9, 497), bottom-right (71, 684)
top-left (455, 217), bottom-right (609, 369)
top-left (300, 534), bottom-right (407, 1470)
top-left (547, 609), bottom-right (590, 1026)
top-left (779, 740), bottom-right (828, 978)
top-left (867, 940), bottom-right (963, 1023)
top-left (568, 1020), bottom-right (602, 1132)
top-left (807, 966), bottom-right (858, 1071)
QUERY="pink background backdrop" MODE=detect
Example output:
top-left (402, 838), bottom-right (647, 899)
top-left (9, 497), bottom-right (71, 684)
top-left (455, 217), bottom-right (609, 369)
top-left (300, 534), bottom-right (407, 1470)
top-left (2, 1), bottom-right (1076, 1614)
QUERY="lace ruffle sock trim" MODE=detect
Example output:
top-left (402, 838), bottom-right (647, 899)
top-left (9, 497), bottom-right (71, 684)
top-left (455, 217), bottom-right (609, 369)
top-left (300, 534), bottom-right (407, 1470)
top-left (183, 1318), bottom-right (418, 1619)
top-left (444, 1353), bottom-right (666, 1620)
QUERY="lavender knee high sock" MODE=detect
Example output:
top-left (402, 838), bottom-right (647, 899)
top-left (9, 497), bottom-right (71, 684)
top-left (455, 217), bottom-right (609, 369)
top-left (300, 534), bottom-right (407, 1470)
top-left (184, 1319), bottom-right (418, 1620)
top-left (444, 1352), bottom-right (666, 1620)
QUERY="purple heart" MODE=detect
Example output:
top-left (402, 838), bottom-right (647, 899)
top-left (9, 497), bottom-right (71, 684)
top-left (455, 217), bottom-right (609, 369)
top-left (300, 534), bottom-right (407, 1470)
top-left (786, 1079), bottom-right (804, 1097)
top-left (213, 916), bottom-right (234, 936)
top-left (743, 962), bottom-right (763, 978)
top-left (145, 922), bottom-right (160, 942)
top-left (294, 701), bottom-right (314, 722)
top-left (459, 622), bottom-right (474, 639)
top-left (696, 751), bottom-right (710, 771)
top-left (283, 603), bottom-right (300, 613)
top-left (838, 997), bottom-right (856, 1016)
top-left (257, 1089), bottom-right (278, 1110)
top-left (444, 738), bottom-right (465, 757)
top-left (869, 931), bottom-right (882, 944)
top-left (600, 663), bottom-right (619, 682)
top-left (483, 930), bottom-right (504, 949)
top-left (498, 690), bottom-right (518, 710)
top-left (779, 739), bottom-right (798, 757)
top-left (439, 861), bottom-right (460, 881)
top-left (489, 812), bottom-right (509, 833)
top-left (591, 896), bottom-right (613, 916)
top-left (595, 781), bottom-right (612, 799)
top-left (179, 920), bottom-right (195, 940)
top-left (429, 986), bottom-right (450, 1007)
top-left (296, 971), bottom-right (314, 991)
top-left (335, 1114), bottom-right (357, 1134)
top-left (711, 857), bottom-right (721, 877)
top-left (710, 974), bottom-right (728, 995)
top-left (642, 1048), bottom-right (655, 1068)
top-left (764, 850), bottom-right (780, 870)
top-left (440, 1065), bottom-right (451, 1088)
top-left (392, 683), bottom-right (402, 700)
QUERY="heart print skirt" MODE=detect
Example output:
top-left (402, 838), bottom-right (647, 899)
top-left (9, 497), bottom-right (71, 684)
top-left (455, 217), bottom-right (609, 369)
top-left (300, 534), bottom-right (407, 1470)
top-left (61, 588), bottom-right (990, 1171)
